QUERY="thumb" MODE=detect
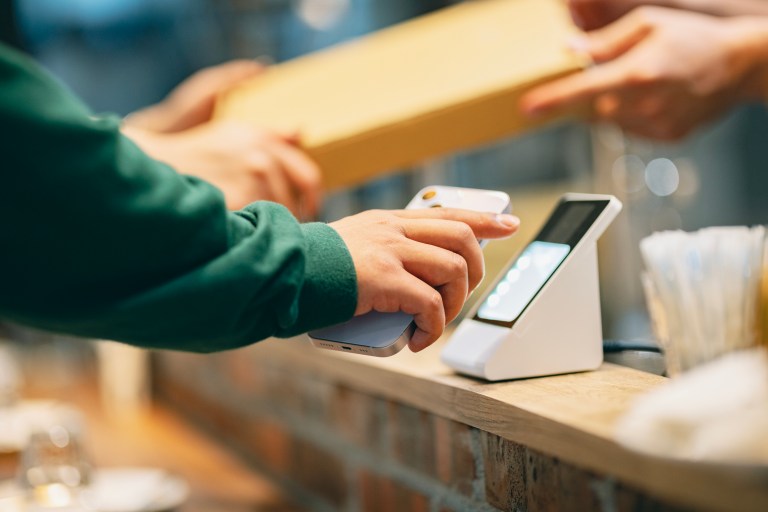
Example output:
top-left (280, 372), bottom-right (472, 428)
top-left (201, 59), bottom-right (266, 93)
top-left (520, 59), bottom-right (633, 116)
top-left (574, 9), bottom-right (654, 63)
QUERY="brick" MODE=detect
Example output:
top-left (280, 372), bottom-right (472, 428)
top-left (433, 416), bottom-right (477, 497)
top-left (243, 417), bottom-right (291, 475)
top-left (291, 437), bottom-right (348, 509)
top-left (526, 448), bottom-right (561, 511)
top-left (296, 374), bottom-right (335, 423)
top-left (324, 385), bottom-right (388, 455)
top-left (359, 470), bottom-right (392, 512)
top-left (359, 469), bottom-right (430, 512)
top-left (157, 373), bottom-right (246, 440)
top-left (215, 350), bottom-right (267, 398)
top-left (389, 401), bottom-right (436, 475)
top-left (392, 484), bottom-right (430, 512)
top-left (614, 482), bottom-right (693, 512)
top-left (259, 364), bottom-right (305, 416)
top-left (481, 432), bottom-right (526, 511)
top-left (557, 460), bottom-right (602, 510)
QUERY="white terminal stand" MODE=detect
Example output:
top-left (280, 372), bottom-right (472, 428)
top-left (441, 194), bottom-right (621, 381)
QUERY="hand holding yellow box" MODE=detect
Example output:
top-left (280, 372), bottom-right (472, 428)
top-left (215, 0), bottom-right (588, 190)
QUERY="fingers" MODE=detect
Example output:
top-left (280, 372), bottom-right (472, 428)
top-left (397, 239), bottom-right (469, 325)
top-left (391, 275), bottom-right (445, 352)
top-left (521, 8), bottom-right (657, 117)
top-left (584, 8), bottom-right (654, 62)
top-left (192, 60), bottom-right (265, 94)
top-left (387, 212), bottom-right (518, 347)
top-left (398, 219), bottom-right (484, 294)
top-left (261, 138), bottom-right (323, 218)
top-left (393, 208), bottom-right (519, 240)
top-left (331, 209), bottom-right (521, 354)
top-left (248, 152), bottom-right (298, 214)
top-left (567, 0), bottom-right (613, 32)
top-left (567, 0), bottom-right (646, 31)
top-left (521, 58), bottom-right (637, 116)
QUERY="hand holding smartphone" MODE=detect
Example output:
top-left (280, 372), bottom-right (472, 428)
top-left (308, 186), bottom-right (511, 357)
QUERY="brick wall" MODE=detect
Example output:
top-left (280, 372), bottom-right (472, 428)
top-left (155, 348), bottom-right (690, 512)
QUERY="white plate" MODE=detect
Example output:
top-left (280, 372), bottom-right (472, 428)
top-left (81, 468), bottom-right (189, 512)
top-left (0, 468), bottom-right (189, 512)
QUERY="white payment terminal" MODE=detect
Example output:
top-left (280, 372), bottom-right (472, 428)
top-left (441, 193), bottom-right (622, 381)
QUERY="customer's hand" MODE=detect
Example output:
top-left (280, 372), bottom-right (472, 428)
top-left (568, 0), bottom-right (768, 29)
top-left (123, 60), bottom-right (264, 133)
top-left (568, 0), bottom-right (651, 30)
top-left (330, 208), bottom-right (519, 352)
top-left (123, 120), bottom-right (321, 215)
top-left (521, 7), bottom-right (768, 141)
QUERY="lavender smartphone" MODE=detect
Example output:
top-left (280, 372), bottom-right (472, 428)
top-left (308, 186), bottom-right (511, 357)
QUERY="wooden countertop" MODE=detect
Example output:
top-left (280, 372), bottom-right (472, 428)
top-left (244, 336), bottom-right (768, 512)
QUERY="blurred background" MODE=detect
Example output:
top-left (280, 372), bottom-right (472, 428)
top-left (4, 0), bottom-right (768, 371)
top-left (2, 1), bottom-right (768, 508)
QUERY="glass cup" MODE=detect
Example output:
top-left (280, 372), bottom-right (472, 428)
top-left (0, 343), bottom-right (23, 482)
top-left (17, 406), bottom-right (91, 509)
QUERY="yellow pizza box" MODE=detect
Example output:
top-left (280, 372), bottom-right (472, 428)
top-left (215, 0), bottom-right (587, 190)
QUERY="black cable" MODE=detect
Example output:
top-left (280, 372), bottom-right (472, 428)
top-left (602, 339), bottom-right (663, 354)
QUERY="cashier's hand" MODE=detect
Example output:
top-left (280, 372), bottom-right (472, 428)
top-left (566, 0), bottom-right (768, 29)
top-left (521, 7), bottom-right (767, 141)
top-left (330, 209), bottom-right (519, 353)
top-left (123, 60), bottom-right (265, 133)
top-left (568, 0), bottom-right (660, 30)
top-left (123, 121), bottom-right (321, 215)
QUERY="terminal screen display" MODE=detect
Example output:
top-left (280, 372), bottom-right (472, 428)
top-left (474, 198), bottom-right (610, 327)
top-left (476, 241), bottom-right (569, 323)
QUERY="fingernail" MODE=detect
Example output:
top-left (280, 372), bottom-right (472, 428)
top-left (495, 214), bottom-right (520, 228)
top-left (567, 35), bottom-right (590, 54)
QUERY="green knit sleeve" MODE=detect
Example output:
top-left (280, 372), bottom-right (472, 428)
top-left (0, 44), bottom-right (358, 352)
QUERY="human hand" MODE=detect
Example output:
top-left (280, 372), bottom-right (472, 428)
top-left (330, 208), bottom-right (519, 352)
top-left (123, 120), bottom-right (321, 215)
top-left (569, 0), bottom-right (768, 29)
top-left (124, 60), bottom-right (265, 133)
top-left (521, 7), bottom-right (768, 141)
top-left (568, 0), bottom-right (650, 30)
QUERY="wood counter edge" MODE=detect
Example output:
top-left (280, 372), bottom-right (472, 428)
top-left (237, 337), bottom-right (768, 512)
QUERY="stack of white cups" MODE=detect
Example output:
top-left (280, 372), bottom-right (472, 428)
top-left (640, 226), bottom-right (765, 375)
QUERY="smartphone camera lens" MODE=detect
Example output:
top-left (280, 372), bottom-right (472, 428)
top-left (430, 204), bottom-right (442, 208)
top-left (422, 190), bottom-right (437, 200)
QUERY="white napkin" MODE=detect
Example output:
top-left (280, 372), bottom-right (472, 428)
top-left (615, 348), bottom-right (768, 463)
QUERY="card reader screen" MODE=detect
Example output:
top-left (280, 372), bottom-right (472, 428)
top-left (473, 198), bottom-right (610, 327)
top-left (476, 241), bottom-right (570, 323)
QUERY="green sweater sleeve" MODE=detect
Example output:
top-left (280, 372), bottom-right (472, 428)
top-left (0, 44), bottom-right (358, 352)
